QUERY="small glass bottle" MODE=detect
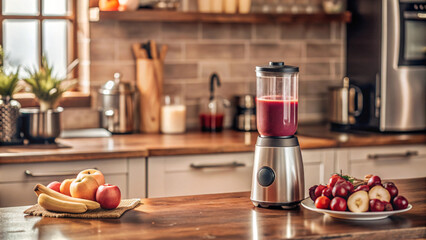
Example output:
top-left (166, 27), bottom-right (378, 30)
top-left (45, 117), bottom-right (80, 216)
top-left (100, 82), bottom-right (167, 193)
top-left (161, 95), bottom-right (186, 134)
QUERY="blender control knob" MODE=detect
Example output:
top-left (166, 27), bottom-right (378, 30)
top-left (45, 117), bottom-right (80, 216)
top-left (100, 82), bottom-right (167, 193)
top-left (257, 166), bottom-right (275, 187)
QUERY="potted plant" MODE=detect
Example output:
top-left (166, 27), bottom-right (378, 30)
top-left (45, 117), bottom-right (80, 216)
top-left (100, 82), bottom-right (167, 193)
top-left (21, 56), bottom-right (76, 143)
top-left (0, 46), bottom-right (23, 145)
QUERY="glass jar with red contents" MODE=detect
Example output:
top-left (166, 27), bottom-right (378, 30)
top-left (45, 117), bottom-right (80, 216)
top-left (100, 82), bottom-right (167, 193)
top-left (256, 62), bottom-right (299, 137)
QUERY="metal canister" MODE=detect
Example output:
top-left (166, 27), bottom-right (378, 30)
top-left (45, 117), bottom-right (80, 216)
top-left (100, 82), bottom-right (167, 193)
top-left (0, 97), bottom-right (23, 145)
top-left (98, 73), bottom-right (136, 134)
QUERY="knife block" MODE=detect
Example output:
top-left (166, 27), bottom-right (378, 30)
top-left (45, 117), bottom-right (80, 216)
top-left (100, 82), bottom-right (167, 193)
top-left (136, 59), bottom-right (164, 133)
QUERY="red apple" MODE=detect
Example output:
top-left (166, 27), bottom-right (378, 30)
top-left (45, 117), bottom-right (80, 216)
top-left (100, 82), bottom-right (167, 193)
top-left (383, 182), bottom-right (398, 200)
top-left (328, 174), bottom-right (343, 188)
top-left (309, 185), bottom-right (318, 201)
top-left (70, 175), bottom-right (100, 201)
top-left (96, 184), bottom-right (121, 209)
top-left (332, 183), bottom-right (349, 198)
top-left (369, 199), bottom-right (385, 212)
top-left (354, 185), bottom-right (369, 192)
top-left (384, 201), bottom-right (393, 211)
top-left (47, 181), bottom-right (61, 193)
top-left (367, 175), bottom-right (382, 188)
top-left (322, 187), bottom-right (333, 199)
top-left (393, 196), bottom-right (409, 210)
top-left (315, 196), bottom-right (331, 209)
top-left (315, 185), bottom-right (327, 199)
top-left (330, 197), bottom-right (347, 211)
top-left (77, 169), bottom-right (105, 186)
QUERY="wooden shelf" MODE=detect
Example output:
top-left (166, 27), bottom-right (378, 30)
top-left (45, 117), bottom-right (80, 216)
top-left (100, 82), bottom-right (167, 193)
top-left (94, 10), bottom-right (351, 23)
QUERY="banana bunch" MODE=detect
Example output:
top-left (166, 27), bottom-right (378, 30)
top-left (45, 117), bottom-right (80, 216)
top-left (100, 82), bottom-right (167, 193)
top-left (34, 184), bottom-right (100, 213)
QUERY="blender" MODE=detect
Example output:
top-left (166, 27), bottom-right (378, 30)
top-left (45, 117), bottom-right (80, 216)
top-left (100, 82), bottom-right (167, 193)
top-left (250, 62), bottom-right (304, 209)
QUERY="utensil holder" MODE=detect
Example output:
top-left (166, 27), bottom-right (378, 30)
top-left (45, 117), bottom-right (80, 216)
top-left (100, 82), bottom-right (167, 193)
top-left (136, 59), bottom-right (164, 133)
top-left (0, 97), bottom-right (23, 145)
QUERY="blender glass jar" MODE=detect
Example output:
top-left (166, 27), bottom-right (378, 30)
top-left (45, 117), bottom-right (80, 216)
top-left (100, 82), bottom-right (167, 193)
top-left (256, 62), bottom-right (299, 137)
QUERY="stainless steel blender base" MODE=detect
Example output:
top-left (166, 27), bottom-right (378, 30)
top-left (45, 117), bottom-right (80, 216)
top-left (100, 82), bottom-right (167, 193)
top-left (250, 136), bottom-right (305, 209)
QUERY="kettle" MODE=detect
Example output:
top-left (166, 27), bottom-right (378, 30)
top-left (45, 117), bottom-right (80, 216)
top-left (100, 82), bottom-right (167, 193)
top-left (328, 77), bottom-right (363, 131)
top-left (98, 73), bottom-right (136, 134)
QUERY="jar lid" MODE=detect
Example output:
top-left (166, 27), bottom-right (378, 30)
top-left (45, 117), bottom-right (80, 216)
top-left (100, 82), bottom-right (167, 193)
top-left (99, 73), bottom-right (135, 95)
top-left (255, 62), bottom-right (299, 73)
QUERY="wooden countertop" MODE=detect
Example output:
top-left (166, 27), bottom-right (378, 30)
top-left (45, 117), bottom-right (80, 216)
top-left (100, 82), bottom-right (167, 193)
top-left (1, 178), bottom-right (425, 239)
top-left (0, 126), bottom-right (424, 164)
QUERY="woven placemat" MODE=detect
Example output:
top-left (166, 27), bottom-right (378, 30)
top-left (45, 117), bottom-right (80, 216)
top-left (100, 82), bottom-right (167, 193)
top-left (24, 198), bottom-right (141, 219)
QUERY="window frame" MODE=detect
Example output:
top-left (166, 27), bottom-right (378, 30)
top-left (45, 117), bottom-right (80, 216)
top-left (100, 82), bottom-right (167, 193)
top-left (0, 0), bottom-right (90, 108)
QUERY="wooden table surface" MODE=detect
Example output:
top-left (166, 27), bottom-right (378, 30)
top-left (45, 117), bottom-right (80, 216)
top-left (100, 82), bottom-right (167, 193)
top-left (1, 126), bottom-right (424, 164)
top-left (1, 178), bottom-right (425, 240)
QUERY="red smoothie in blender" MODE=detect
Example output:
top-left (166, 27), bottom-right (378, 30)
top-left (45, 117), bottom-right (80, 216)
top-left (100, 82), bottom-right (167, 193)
top-left (256, 96), bottom-right (298, 137)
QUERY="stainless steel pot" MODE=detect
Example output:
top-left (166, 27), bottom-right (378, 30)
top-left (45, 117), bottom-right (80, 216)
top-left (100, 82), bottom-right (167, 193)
top-left (98, 73), bottom-right (136, 134)
top-left (0, 97), bottom-right (23, 145)
top-left (20, 107), bottom-right (63, 144)
top-left (328, 77), bottom-right (363, 130)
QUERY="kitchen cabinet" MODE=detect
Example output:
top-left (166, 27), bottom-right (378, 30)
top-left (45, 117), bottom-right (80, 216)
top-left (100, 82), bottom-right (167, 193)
top-left (147, 149), bottom-right (334, 198)
top-left (0, 159), bottom-right (133, 207)
top-left (335, 144), bottom-right (426, 180)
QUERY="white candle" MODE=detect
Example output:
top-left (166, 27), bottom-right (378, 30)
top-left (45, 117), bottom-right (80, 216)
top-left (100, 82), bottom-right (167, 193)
top-left (161, 105), bottom-right (186, 134)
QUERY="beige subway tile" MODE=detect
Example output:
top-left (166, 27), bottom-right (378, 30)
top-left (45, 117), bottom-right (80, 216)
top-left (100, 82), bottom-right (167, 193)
top-left (116, 40), bottom-right (134, 61)
top-left (90, 40), bottom-right (115, 62)
top-left (304, 97), bottom-right (327, 114)
top-left (306, 43), bottom-right (341, 58)
top-left (280, 23), bottom-right (305, 39)
top-left (299, 80), bottom-right (337, 95)
top-left (164, 63), bottom-right (198, 80)
top-left (254, 24), bottom-right (279, 40)
top-left (303, 62), bottom-right (330, 75)
top-left (306, 23), bottom-right (331, 39)
top-left (161, 23), bottom-right (198, 40)
top-left (216, 81), bottom-right (250, 99)
top-left (202, 23), bottom-right (251, 39)
top-left (184, 82), bottom-right (209, 99)
top-left (163, 83), bottom-right (186, 96)
top-left (185, 44), bottom-right (245, 59)
top-left (249, 43), bottom-right (302, 58)
top-left (90, 21), bottom-right (116, 39)
top-left (116, 22), bottom-right (161, 39)
top-left (334, 62), bottom-right (343, 78)
top-left (200, 62), bottom-right (230, 78)
top-left (161, 43), bottom-right (183, 60)
top-left (62, 108), bottom-right (99, 130)
top-left (229, 62), bottom-right (257, 78)
top-left (90, 63), bottom-right (135, 86)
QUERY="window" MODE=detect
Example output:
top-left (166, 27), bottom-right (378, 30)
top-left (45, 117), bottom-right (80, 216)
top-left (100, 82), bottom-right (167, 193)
top-left (0, 0), bottom-right (77, 79)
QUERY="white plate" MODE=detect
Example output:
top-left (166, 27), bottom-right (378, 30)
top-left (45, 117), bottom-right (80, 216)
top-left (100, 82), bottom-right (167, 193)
top-left (301, 198), bottom-right (412, 221)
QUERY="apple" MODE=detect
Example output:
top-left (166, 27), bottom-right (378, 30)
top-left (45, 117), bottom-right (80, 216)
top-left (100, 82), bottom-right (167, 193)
top-left (309, 185), bottom-right (318, 201)
top-left (330, 197), bottom-right (347, 211)
top-left (96, 184), bottom-right (121, 209)
top-left (60, 178), bottom-right (75, 196)
top-left (77, 169), bottom-right (105, 186)
top-left (99, 0), bottom-right (119, 11)
top-left (315, 185), bottom-right (327, 199)
top-left (347, 191), bottom-right (369, 213)
top-left (322, 187), bottom-right (333, 199)
top-left (354, 185), bottom-right (369, 192)
top-left (393, 196), bottom-right (409, 210)
top-left (327, 174), bottom-right (343, 188)
top-left (369, 185), bottom-right (391, 202)
top-left (367, 175), bottom-right (382, 188)
top-left (383, 182), bottom-right (398, 200)
top-left (384, 201), bottom-right (393, 211)
top-left (47, 181), bottom-right (61, 193)
top-left (369, 199), bottom-right (385, 212)
top-left (70, 175), bottom-right (100, 201)
top-left (332, 183), bottom-right (349, 198)
top-left (340, 181), bottom-right (354, 193)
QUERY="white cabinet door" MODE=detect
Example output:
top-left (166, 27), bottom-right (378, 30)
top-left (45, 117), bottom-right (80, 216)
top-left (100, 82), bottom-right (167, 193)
top-left (0, 159), bottom-right (128, 207)
top-left (336, 144), bottom-right (426, 180)
top-left (148, 153), bottom-right (254, 198)
top-left (128, 157), bottom-right (146, 199)
top-left (302, 149), bottom-right (335, 197)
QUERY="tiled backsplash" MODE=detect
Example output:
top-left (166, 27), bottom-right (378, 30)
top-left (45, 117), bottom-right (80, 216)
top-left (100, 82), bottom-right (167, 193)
top-left (63, 20), bottom-right (345, 130)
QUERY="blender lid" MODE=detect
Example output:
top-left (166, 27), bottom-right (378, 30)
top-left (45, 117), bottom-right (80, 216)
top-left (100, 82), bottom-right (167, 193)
top-left (99, 73), bottom-right (134, 95)
top-left (256, 62), bottom-right (299, 73)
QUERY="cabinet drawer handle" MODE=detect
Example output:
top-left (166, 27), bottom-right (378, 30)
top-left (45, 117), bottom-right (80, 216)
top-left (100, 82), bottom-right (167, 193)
top-left (190, 161), bottom-right (246, 169)
top-left (368, 151), bottom-right (418, 160)
top-left (24, 168), bottom-right (98, 177)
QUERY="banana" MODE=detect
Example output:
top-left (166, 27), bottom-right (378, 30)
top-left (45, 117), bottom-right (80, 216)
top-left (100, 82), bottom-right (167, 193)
top-left (34, 183), bottom-right (100, 210)
top-left (38, 193), bottom-right (87, 213)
